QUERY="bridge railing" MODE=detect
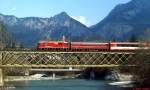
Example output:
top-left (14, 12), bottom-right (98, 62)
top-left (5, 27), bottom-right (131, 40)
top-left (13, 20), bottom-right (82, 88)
top-left (0, 51), bottom-right (135, 68)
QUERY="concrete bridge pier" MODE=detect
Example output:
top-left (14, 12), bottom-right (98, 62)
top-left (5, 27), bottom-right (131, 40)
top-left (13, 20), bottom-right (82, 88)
top-left (24, 69), bottom-right (30, 76)
top-left (0, 68), bottom-right (4, 86)
top-left (90, 71), bottom-right (95, 80)
top-left (52, 72), bottom-right (56, 80)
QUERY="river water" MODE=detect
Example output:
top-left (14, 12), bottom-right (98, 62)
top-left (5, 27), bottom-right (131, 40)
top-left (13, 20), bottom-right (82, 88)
top-left (4, 79), bottom-right (132, 90)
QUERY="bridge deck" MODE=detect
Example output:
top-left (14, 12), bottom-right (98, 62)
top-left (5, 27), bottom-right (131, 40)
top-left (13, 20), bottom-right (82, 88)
top-left (29, 68), bottom-right (82, 72)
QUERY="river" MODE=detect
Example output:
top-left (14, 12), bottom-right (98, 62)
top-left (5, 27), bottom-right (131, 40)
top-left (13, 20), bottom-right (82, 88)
top-left (4, 79), bottom-right (132, 90)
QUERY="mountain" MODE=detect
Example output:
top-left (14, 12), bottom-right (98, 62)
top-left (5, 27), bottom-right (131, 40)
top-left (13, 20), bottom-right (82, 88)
top-left (91, 0), bottom-right (150, 41)
top-left (0, 22), bottom-right (17, 49)
top-left (0, 12), bottom-right (90, 48)
top-left (1, 0), bottom-right (150, 48)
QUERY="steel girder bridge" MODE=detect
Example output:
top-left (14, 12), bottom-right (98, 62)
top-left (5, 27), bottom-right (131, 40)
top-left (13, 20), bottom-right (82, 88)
top-left (0, 51), bottom-right (136, 86)
top-left (0, 51), bottom-right (135, 68)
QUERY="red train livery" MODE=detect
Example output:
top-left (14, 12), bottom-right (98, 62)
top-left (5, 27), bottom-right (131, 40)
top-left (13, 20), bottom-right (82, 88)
top-left (37, 40), bottom-right (144, 51)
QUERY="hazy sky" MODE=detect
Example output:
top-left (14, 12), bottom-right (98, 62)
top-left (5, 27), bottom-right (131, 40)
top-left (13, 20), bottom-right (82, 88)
top-left (0, 0), bottom-right (131, 26)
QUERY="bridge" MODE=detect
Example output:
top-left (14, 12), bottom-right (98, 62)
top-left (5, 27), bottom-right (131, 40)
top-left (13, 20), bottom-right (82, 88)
top-left (0, 50), bottom-right (136, 86)
top-left (0, 51), bottom-right (135, 67)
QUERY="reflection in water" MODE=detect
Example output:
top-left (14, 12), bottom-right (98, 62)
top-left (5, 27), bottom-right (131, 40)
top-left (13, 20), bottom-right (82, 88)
top-left (5, 79), bottom-right (131, 90)
top-left (6, 80), bottom-right (29, 89)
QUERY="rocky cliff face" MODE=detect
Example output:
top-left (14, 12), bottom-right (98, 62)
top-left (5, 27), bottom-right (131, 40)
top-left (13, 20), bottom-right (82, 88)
top-left (0, 12), bottom-right (90, 48)
top-left (91, 0), bottom-right (150, 41)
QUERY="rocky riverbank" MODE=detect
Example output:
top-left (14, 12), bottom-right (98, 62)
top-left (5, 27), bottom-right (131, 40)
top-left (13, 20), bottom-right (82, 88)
top-left (4, 68), bottom-right (133, 82)
top-left (4, 75), bottom-right (77, 82)
top-left (105, 71), bottom-right (133, 81)
top-left (78, 68), bottom-right (133, 81)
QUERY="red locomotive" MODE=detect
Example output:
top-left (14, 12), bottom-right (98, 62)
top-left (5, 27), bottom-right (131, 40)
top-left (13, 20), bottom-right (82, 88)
top-left (37, 40), bottom-right (143, 51)
top-left (37, 36), bottom-right (147, 51)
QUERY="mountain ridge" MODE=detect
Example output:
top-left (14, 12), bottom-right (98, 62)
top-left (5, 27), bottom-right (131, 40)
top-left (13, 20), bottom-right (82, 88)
top-left (0, 12), bottom-right (91, 48)
top-left (91, 0), bottom-right (150, 41)
top-left (1, 0), bottom-right (150, 48)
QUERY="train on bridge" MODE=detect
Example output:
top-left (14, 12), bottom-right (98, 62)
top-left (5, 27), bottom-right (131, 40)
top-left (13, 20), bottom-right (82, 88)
top-left (37, 40), bottom-right (146, 51)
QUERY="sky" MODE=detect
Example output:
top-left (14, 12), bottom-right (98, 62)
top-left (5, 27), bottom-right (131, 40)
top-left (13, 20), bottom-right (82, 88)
top-left (0, 0), bottom-right (131, 26)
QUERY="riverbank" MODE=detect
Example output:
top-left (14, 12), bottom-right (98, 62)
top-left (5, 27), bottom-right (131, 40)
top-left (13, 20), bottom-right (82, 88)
top-left (4, 75), bottom-right (78, 82)
top-left (4, 71), bottom-right (133, 82)
top-left (117, 73), bottom-right (133, 81)
top-left (2, 74), bottom-right (135, 89)
top-left (107, 73), bottom-right (135, 88)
